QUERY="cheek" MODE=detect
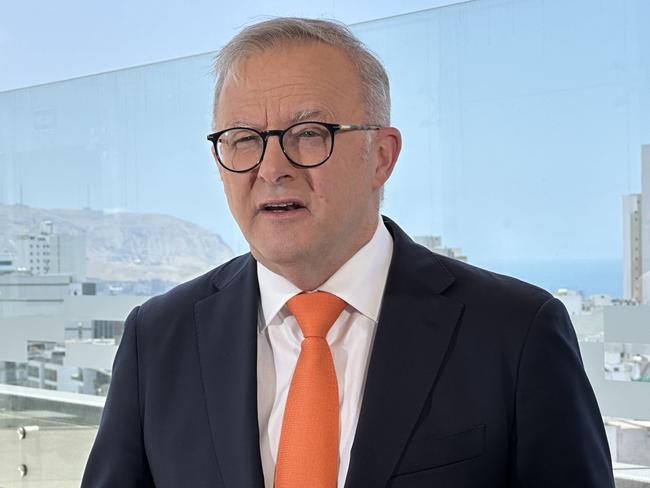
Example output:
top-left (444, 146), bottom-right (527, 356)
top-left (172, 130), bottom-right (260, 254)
top-left (220, 177), bottom-right (234, 206)
top-left (298, 151), bottom-right (375, 220)
top-left (311, 178), bottom-right (359, 218)
top-left (221, 177), bottom-right (248, 218)
top-left (333, 164), bottom-right (373, 201)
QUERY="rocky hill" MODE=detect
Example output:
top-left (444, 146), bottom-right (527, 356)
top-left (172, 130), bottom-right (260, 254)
top-left (0, 204), bottom-right (234, 284)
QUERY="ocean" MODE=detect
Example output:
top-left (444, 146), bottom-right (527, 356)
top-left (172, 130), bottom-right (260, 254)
top-left (473, 258), bottom-right (623, 298)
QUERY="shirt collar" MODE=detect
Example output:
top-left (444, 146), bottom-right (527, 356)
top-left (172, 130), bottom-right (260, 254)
top-left (256, 216), bottom-right (394, 331)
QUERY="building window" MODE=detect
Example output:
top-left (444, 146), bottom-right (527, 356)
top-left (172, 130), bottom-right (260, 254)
top-left (93, 320), bottom-right (125, 340)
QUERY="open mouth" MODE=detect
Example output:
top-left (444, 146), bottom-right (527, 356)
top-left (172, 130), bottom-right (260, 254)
top-left (260, 201), bottom-right (306, 213)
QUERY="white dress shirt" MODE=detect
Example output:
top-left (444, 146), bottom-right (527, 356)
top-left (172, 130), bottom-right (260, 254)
top-left (256, 216), bottom-right (394, 488)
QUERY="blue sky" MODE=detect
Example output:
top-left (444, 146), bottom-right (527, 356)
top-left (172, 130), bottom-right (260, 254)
top-left (0, 0), bottom-right (467, 92)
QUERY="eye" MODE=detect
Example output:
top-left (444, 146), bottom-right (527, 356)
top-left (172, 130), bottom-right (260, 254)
top-left (290, 124), bottom-right (328, 140)
top-left (233, 134), bottom-right (259, 145)
top-left (298, 129), bottom-right (321, 138)
top-left (221, 129), bottom-right (261, 148)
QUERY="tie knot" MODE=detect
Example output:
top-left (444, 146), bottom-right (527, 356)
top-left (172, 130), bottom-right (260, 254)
top-left (286, 291), bottom-right (346, 338)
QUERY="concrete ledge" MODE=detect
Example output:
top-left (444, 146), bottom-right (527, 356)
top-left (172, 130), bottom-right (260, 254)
top-left (614, 462), bottom-right (650, 487)
top-left (616, 478), bottom-right (650, 488)
top-left (0, 385), bottom-right (104, 427)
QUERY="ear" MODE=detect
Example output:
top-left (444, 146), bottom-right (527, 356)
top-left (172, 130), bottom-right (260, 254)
top-left (372, 127), bottom-right (402, 189)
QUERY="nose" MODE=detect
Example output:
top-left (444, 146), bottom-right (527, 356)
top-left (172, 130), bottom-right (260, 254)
top-left (256, 134), bottom-right (296, 184)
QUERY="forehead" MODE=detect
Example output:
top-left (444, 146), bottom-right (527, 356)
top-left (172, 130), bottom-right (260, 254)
top-left (216, 42), bottom-right (365, 128)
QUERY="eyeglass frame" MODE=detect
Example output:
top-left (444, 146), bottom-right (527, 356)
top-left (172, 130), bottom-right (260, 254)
top-left (206, 121), bottom-right (382, 173)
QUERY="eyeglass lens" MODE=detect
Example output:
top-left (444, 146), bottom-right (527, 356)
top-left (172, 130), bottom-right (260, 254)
top-left (216, 122), bottom-right (333, 171)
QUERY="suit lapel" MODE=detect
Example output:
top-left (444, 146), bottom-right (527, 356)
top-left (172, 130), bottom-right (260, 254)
top-left (344, 218), bottom-right (464, 488)
top-left (194, 255), bottom-right (265, 488)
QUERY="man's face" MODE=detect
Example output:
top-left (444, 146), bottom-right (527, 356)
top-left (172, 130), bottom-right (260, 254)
top-left (214, 42), bottom-right (398, 278)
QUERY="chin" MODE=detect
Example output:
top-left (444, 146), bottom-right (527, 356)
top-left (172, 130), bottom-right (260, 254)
top-left (252, 243), bottom-right (308, 269)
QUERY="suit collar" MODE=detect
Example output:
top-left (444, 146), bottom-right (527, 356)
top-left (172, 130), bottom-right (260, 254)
top-left (381, 215), bottom-right (456, 294)
top-left (344, 216), bottom-right (464, 487)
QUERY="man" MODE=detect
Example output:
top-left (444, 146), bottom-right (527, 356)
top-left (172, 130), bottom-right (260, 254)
top-left (82, 18), bottom-right (615, 488)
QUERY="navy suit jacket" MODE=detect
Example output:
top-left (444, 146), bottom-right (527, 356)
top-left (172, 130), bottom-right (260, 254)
top-left (82, 217), bottom-right (614, 487)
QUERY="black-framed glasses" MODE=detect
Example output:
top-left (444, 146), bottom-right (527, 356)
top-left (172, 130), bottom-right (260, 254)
top-left (206, 121), bottom-right (381, 173)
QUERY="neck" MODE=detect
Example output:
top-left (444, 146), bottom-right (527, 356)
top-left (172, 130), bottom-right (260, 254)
top-left (266, 253), bottom-right (355, 291)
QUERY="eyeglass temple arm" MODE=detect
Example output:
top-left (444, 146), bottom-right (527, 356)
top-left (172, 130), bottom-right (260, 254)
top-left (337, 124), bottom-right (382, 131)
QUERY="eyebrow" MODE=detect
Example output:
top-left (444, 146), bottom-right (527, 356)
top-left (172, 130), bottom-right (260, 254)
top-left (224, 120), bottom-right (256, 128)
top-left (290, 109), bottom-right (330, 123)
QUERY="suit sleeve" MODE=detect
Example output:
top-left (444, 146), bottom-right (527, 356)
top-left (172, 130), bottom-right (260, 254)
top-left (512, 297), bottom-right (615, 487)
top-left (81, 305), bottom-right (155, 487)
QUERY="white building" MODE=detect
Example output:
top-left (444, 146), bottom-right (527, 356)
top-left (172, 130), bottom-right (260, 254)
top-left (553, 288), bottom-right (584, 316)
top-left (602, 306), bottom-right (650, 383)
top-left (623, 193), bottom-right (643, 303)
top-left (0, 273), bottom-right (94, 317)
top-left (590, 293), bottom-right (614, 307)
top-left (25, 342), bottom-right (84, 392)
top-left (0, 293), bottom-right (144, 394)
top-left (414, 235), bottom-right (468, 262)
top-left (0, 252), bottom-right (15, 274)
top-left (14, 220), bottom-right (87, 282)
top-left (641, 145), bottom-right (650, 304)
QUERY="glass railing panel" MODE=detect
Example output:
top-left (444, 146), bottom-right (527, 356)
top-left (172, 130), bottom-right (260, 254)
top-left (1, 0), bottom-right (649, 484)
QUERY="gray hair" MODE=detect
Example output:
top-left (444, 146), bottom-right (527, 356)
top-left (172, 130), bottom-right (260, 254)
top-left (211, 17), bottom-right (391, 128)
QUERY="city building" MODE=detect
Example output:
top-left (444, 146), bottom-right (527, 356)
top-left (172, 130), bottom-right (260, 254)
top-left (0, 252), bottom-right (15, 274)
top-left (642, 145), bottom-right (650, 304)
top-left (25, 341), bottom-right (83, 392)
top-left (14, 220), bottom-right (87, 282)
top-left (553, 288), bottom-right (584, 316)
top-left (623, 144), bottom-right (650, 304)
top-left (0, 273), bottom-right (95, 317)
top-left (0, 293), bottom-right (143, 395)
top-left (413, 235), bottom-right (468, 262)
top-left (623, 193), bottom-right (643, 303)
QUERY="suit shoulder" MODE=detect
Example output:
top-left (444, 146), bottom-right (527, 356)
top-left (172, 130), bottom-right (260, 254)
top-left (433, 252), bottom-right (552, 310)
top-left (136, 253), bottom-right (252, 321)
top-left (429, 252), bottom-right (562, 345)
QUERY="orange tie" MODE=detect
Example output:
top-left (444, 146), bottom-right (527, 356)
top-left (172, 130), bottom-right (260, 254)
top-left (274, 291), bottom-right (347, 488)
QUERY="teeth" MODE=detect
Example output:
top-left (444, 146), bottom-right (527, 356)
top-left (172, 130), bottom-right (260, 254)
top-left (264, 202), bottom-right (301, 211)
